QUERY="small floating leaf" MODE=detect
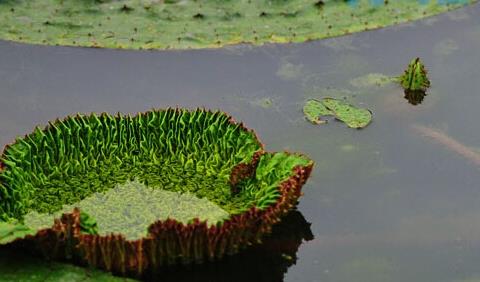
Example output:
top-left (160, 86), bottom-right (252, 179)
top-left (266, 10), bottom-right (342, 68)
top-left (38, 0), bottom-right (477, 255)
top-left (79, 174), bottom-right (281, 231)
top-left (322, 98), bottom-right (372, 129)
top-left (303, 99), bottom-right (332, 124)
top-left (303, 98), bottom-right (372, 129)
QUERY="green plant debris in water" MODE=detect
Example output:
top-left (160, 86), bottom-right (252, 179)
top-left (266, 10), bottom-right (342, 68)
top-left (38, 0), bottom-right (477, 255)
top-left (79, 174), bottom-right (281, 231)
top-left (399, 57), bottom-right (431, 92)
top-left (349, 73), bottom-right (396, 88)
top-left (433, 38), bottom-right (459, 56)
top-left (303, 99), bottom-right (332, 124)
top-left (303, 98), bottom-right (372, 128)
top-left (251, 97), bottom-right (275, 109)
top-left (276, 62), bottom-right (304, 81)
top-left (322, 98), bottom-right (372, 129)
top-left (0, 0), bottom-right (475, 50)
top-left (24, 180), bottom-right (229, 240)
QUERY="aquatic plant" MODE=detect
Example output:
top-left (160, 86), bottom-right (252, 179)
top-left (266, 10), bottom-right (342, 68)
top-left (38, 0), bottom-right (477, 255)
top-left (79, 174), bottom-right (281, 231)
top-left (399, 57), bottom-right (431, 93)
top-left (0, 109), bottom-right (313, 278)
top-left (0, 210), bottom-right (312, 281)
top-left (0, 0), bottom-right (475, 50)
top-left (303, 98), bottom-right (372, 129)
top-left (398, 57), bottom-right (431, 105)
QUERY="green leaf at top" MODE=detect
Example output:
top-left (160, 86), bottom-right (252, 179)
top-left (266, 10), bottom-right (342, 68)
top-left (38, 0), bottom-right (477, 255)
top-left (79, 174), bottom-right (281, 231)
top-left (303, 98), bottom-right (372, 129)
top-left (0, 221), bottom-right (36, 245)
top-left (0, 0), bottom-right (473, 50)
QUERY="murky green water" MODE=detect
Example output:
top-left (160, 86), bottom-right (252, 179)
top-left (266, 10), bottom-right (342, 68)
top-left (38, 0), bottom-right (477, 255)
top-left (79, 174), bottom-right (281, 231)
top-left (1, 3), bottom-right (480, 282)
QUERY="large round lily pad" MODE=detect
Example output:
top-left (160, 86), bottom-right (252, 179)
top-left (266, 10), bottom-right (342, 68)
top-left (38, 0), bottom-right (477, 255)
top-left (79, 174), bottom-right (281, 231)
top-left (0, 109), bottom-right (313, 278)
top-left (0, 0), bottom-right (475, 50)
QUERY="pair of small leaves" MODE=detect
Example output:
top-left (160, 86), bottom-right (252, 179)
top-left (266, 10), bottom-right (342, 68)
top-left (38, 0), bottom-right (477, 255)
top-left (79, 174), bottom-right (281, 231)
top-left (303, 98), bottom-right (372, 129)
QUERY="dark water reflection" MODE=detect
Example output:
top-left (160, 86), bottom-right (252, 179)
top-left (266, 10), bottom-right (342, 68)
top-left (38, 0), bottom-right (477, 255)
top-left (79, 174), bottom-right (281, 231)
top-left (143, 211), bottom-right (313, 282)
top-left (404, 89), bottom-right (427, 105)
top-left (1, 2), bottom-right (480, 282)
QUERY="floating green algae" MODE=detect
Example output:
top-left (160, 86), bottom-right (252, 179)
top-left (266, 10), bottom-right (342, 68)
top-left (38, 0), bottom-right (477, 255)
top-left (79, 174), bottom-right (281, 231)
top-left (349, 73), bottom-right (396, 88)
top-left (24, 180), bottom-right (230, 240)
top-left (303, 98), bottom-right (372, 128)
top-left (0, 0), bottom-right (475, 50)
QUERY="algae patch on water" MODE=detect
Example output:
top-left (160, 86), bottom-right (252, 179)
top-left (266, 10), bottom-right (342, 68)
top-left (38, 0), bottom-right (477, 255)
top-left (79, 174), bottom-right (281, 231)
top-left (349, 73), bottom-right (396, 88)
top-left (303, 98), bottom-right (372, 129)
top-left (0, 0), bottom-right (475, 50)
top-left (24, 180), bottom-right (229, 240)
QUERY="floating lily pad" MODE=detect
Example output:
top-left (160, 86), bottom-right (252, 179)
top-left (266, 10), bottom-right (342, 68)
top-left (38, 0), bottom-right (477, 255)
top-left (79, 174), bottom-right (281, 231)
top-left (303, 99), bottom-right (333, 124)
top-left (0, 109), bottom-right (313, 278)
top-left (0, 0), bottom-right (474, 50)
top-left (303, 98), bottom-right (372, 129)
top-left (322, 98), bottom-right (373, 129)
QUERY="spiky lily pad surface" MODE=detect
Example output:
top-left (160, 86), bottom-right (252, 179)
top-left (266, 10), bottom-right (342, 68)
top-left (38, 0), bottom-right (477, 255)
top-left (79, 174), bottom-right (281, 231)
top-left (0, 109), bottom-right (313, 278)
top-left (0, 0), bottom-right (475, 50)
